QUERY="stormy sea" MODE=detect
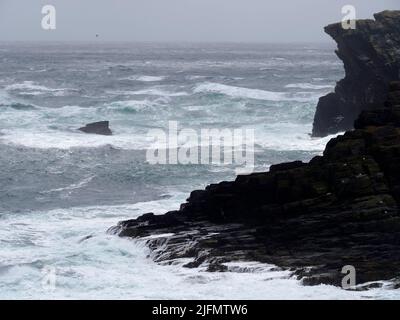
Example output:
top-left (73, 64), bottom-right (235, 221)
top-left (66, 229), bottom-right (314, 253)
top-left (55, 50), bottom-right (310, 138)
top-left (0, 42), bottom-right (398, 299)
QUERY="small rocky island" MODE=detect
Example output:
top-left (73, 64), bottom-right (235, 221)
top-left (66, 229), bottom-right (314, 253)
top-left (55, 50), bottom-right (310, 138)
top-left (110, 11), bottom-right (400, 287)
top-left (79, 121), bottom-right (112, 135)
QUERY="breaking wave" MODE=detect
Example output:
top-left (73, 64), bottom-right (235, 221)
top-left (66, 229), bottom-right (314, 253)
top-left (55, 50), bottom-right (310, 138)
top-left (108, 88), bottom-right (189, 97)
top-left (5, 81), bottom-right (77, 96)
top-left (285, 83), bottom-right (334, 90)
top-left (193, 82), bottom-right (321, 102)
top-left (121, 75), bottom-right (166, 82)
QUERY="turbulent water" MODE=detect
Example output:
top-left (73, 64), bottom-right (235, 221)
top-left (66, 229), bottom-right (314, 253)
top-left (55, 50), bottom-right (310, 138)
top-left (0, 42), bottom-right (398, 299)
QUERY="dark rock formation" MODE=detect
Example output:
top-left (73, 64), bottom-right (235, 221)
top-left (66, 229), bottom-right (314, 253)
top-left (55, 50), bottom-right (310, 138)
top-left (110, 82), bottom-right (400, 287)
top-left (312, 10), bottom-right (400, 137)
top-left (78, 121), bottom-right (112, 135)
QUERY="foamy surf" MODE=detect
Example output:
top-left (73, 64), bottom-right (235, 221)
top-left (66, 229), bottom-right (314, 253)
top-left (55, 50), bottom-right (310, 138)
top-left (121, 75), bottom-right (166, 82)
top-left (194, 82), bottom-right (323, 102)
top-left (108, 88), bottom-right (189, 97)
top-left (254, 123), bottom-right (342, 152)
top-left (0, 123), bottom-right (336, 153)
top-left (43, 175), bottom-right (96, 194)
top-left (0, 195), bottom-right (397, 300)
top-left (285, 83), bottom-right (334, 90)
top-left (104, 99), bottom-right (161, 113)
top-left (5, 81), bottom-right (77, 97)
top-left (0, 129), bottom-right (154, 150)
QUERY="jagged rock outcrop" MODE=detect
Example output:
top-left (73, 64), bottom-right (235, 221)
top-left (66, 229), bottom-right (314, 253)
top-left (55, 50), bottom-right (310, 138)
top-left (110, 82), bottom-right (400, 287)
top-left (78, 121), bottom-right (112, 135)
top-left (312, 10), bottom-right (400, 137)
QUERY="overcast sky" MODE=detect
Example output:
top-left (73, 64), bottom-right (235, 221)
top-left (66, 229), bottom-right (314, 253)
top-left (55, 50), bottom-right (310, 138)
top-left (0, 0), bottom-right (399, 42)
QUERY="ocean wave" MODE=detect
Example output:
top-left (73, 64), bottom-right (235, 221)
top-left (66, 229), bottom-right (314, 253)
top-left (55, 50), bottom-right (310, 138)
top-left (186, 75), bottom-right (208, 80)
top-left (193, 82), bottom-right (321, 102)
top-left (5, 81), bottom-right (76, 96)
top-left (121, 75), bottom-right (166, 82)
top-left (107, 64), bottom-right (134, 72)
top-left (43, 175), bottom-right (96, 194)
top-left (0, 90), bottom-right (12, 106)
top-left (312, 78), bottom-right (326, 82)
top-left (194, 82), bottom-right (286, 101)
top-left (108, 88), bottom-right (188, 97)
top-left (0, 121), bottom-right (339, 153)
top-left (104, 99), bottom-right (160, 113)
top-left (0, 90), bottom-right (37, 110)
top-left (3, 102), bottom-right (37, 110)
top-left (285, 83), bottom-right (334, 90)
top-left (254, 123), bottom-right (342, 152)
top-left (0, 129), bottom-right (154, 150)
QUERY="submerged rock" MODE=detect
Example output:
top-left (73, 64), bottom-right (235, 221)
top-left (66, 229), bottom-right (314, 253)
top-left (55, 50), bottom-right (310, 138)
top-left (78, 121), bottom-right (112, 135)
top-left (312, 10), bottom-right (400, 137)
top-left (111, 82), bottom-right (400, 287)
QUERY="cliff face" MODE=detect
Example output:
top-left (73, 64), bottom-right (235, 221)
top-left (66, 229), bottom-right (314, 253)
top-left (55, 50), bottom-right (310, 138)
top-left (312, 10), bottom-right (400, 137)
top-left (111, 82), bottom-right (400, 287)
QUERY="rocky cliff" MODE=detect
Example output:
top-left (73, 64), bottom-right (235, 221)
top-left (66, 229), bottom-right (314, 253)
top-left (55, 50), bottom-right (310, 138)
top-left (110, 82), bottom-right (400, 287)
top-left (312, 10), bottom-right (400, 137)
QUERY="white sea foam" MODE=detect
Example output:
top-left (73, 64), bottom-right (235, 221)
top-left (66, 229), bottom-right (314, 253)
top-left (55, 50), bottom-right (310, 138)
top-left (5, 81), bottom-right (75, 96)
top-left (285, 83), bottom-right (334, 90)
top-left (186, 75), bottom-right (208, 80)
top-left (194, 82), bottom-right (285, 101)
top-left (0, 100), bottom-right (166, 149)
top-left (0, 195), bottom-right (397, 299)
top-left (109, 88), bottom-right (188, 97)
top-left (0, 122), bottom-right (340, 154)
top-left (0, 129), bottom-right (154, 150)
top-left (104, 99), bottom-right (160, 112)
top-left (312, 77), bottom-right (326, 82)
top-left (194, 82), bottom-right (321, 102)
top-left (0, 101), bottom-right (334, 152)
top-left (43, 175), bottom-right (96, 194)
top-left (121, 75), bottom-right (166, 82)
top-left (254, 123), bottom-right (341, 152)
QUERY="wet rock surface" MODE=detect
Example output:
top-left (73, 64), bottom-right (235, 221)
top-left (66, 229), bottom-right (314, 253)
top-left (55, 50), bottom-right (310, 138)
top-left (78, 121), bottom-right (112, 135)
top-left (312, 10), bottom-right (400, 137)
top-left (111, 83), bottom-right (400, 287)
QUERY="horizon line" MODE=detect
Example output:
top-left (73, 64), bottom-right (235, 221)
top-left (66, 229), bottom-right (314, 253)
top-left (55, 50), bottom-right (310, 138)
top-left (0, 39), bottom-right (334, 45)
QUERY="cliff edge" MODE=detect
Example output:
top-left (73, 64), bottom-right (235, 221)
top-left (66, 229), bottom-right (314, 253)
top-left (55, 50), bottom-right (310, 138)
top-left (312, 10), bottom-right (400, 137)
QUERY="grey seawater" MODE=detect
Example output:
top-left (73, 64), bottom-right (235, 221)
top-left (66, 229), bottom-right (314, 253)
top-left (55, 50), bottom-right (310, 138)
top-left (0, 42), bottom-right (397, 299)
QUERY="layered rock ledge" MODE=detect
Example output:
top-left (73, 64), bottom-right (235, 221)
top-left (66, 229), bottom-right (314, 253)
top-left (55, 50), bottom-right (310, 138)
top-left (110, 82), bottom-right (400, 287)
top-left (312, 10), bottom-right (400, 137)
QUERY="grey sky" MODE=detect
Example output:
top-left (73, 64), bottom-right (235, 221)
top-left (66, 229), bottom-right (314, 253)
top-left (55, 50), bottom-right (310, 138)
top-left (0, 0), bottom-right (399, 42)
